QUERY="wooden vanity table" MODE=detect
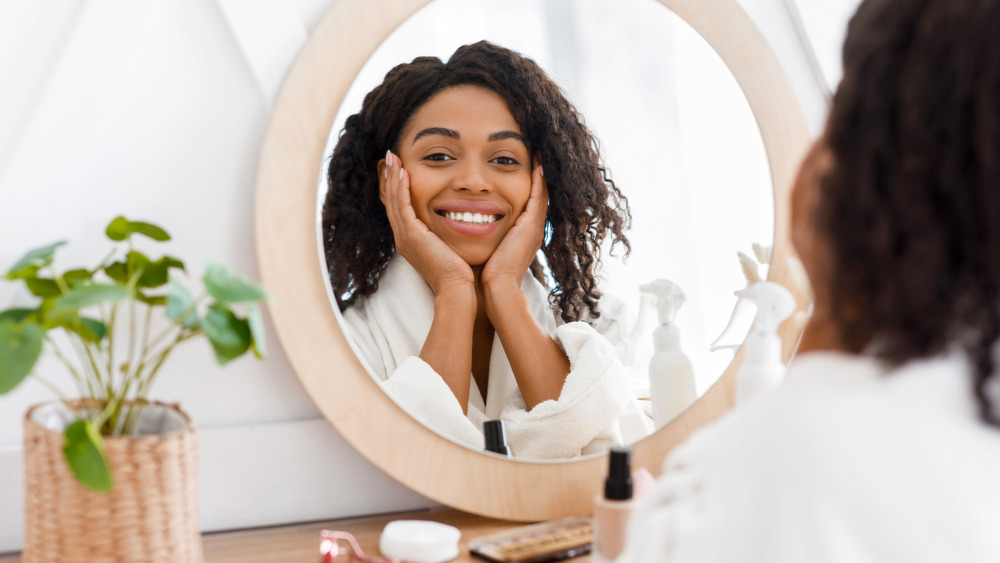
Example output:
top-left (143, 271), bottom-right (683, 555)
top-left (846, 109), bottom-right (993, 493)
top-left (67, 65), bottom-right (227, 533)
top-left (0, 508), bottom-right (589, 562)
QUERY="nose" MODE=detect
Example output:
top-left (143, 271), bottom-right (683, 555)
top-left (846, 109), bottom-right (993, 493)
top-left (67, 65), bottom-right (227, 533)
top-left (452, 160), bottom-right (491, 194)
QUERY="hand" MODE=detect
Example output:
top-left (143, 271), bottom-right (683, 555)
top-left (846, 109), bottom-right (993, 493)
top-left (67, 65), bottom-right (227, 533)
top-left (481, 164), bottom-right (548, 294)
top-left (381, 150), bottom-right (474, 297)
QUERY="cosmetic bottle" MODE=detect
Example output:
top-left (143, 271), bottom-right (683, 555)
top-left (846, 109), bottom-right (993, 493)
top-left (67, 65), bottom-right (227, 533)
top-left (483, 420), bottom-right (510, 457)
top-left (734, 281), bottom-right (796, 404)
top-left (641, 279), bottom-right (696, 429)
top-left (592, 447), bottom-right (635, 563)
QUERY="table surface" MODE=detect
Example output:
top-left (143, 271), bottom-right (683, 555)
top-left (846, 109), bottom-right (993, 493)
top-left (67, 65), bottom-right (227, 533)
top-left (0, 508), bottom-right (591, 562)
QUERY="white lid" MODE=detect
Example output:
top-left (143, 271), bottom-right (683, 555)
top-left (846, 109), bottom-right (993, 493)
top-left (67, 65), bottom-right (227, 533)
top-left (379, 520), bottom-right (461, 563)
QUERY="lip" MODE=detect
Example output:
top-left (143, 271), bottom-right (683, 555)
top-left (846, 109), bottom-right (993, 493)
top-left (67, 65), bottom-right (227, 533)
top-left (433, 201), bottom-right (506, 237)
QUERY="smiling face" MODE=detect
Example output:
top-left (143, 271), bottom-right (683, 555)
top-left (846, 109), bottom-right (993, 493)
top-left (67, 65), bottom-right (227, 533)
top-left (388, 85), bottom-right (533, 266)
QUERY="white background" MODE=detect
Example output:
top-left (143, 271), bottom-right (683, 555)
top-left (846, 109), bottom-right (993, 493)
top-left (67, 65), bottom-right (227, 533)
top-left (0, 0), bottom-right (859, 553)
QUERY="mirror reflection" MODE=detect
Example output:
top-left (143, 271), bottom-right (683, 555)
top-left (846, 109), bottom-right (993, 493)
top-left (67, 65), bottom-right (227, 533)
top-left (318, 0), bottom-right (772, 460)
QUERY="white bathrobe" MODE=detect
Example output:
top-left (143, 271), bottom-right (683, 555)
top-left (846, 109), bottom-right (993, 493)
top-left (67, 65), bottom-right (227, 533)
top-left (617, 351), bottom-right (1000, 562)
top-left (341, 255), bottom-right (651, 459)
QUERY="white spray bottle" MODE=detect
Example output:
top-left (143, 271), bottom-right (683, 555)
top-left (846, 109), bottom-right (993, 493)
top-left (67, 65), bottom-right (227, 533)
top-left (735, 281), bottom-right (797, 404)
top-left (641, 280), bottom-right (696, 429)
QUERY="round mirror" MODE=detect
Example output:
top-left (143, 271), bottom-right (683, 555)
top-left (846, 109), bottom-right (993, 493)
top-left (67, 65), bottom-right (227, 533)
top-left (318, 0), bottom-right (774, 459)
top-left (256, 0), bottom-right (810, 520)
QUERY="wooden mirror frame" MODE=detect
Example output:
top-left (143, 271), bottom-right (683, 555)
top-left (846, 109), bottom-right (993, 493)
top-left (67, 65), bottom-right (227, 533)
top-left (255, 0), bottom-right (811, 521)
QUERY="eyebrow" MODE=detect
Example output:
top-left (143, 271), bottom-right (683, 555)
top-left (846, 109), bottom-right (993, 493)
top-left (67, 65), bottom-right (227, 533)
top-left (411, 127), bottom-right (529, 148)
top-left (412, 127), bottom-right (459, 143)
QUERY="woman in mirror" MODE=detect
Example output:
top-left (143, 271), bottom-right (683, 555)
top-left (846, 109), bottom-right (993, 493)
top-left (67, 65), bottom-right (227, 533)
top-left (321, 41), bottom-right (651, 458)
top-left (619, 0), bottom-right (1000, 559)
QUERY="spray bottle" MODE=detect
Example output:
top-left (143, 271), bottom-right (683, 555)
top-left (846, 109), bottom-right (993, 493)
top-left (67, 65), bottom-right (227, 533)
top-left (734, 281), bottom-right (797, 404)
top-left (640, 279), bottom-right (696, 429)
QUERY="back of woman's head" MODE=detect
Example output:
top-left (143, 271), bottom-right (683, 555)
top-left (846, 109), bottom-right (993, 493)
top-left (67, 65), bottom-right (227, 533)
top-left (819, 0), bottom-right (1000, 423)
top-left (323, 40), bottom-right (630, 322)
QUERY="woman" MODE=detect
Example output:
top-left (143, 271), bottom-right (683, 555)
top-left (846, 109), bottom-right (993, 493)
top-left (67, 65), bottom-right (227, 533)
top-left (322, 41), bottom-right (650, 458)
top-left (618, 0), bottom-right (1000, 559)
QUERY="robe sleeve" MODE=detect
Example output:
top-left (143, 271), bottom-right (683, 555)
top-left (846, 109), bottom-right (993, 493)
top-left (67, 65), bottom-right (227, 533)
top-left (341, 306), bottom-right (485, 449)
top-left (498, 321), bottom-right (638, 459)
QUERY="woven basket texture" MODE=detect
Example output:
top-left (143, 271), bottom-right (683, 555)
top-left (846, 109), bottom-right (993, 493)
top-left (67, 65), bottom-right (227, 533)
top-left (22, 401), bottom-right (203, 563)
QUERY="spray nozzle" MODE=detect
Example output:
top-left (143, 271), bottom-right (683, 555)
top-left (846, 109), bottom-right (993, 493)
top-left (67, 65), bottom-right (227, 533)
top-left (640, 279), bottom-right (686, 325)
top-left (735, 281), bottom-right (796, 335)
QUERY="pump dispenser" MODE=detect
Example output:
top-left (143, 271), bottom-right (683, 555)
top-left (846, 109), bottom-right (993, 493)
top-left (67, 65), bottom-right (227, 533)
top-left (640, 280), bottom-right (696, 428)
top-left (735, 281), bottom-right (797, 404)
top-left (592, 448), bottom-right (634, 563)
top-left (483, 420), bottom-right (510, 457)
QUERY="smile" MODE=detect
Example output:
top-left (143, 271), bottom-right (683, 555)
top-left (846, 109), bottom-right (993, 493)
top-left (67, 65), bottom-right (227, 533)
top-left (440, 211), bottom-right (500, 224)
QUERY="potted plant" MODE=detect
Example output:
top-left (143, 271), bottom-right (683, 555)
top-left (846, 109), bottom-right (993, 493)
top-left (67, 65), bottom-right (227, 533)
top-left (0, 216), bottom-right (267, 562)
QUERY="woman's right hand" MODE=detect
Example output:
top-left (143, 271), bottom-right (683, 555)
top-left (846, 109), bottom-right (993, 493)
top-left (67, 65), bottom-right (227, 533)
top-left (381, 150), bottom-right (475, 298)
top-left (382, 150), bottom-right (476, 413)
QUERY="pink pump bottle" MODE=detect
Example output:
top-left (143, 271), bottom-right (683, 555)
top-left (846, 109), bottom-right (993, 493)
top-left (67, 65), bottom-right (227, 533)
top-left (592, 447), bottom-right (635, 563)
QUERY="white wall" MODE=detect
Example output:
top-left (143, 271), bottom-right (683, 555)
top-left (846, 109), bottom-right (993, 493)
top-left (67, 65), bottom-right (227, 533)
top-left (0, 0), bottom-right (858, 554)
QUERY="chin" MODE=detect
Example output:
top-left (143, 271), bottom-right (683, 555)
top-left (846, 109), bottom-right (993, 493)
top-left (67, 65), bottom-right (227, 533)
top-left (454, 246), bottom-right (497, 268)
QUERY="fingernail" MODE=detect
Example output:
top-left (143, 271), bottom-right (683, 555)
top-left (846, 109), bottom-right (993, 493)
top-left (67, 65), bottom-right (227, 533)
top-left (385, 150), bottom-right (392, 166)
top-left (398, 167), bottom-right (404, 181)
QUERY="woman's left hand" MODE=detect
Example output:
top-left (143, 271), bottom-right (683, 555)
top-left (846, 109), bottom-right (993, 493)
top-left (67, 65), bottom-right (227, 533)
top-left (481, 164), bottom-right (548, 293)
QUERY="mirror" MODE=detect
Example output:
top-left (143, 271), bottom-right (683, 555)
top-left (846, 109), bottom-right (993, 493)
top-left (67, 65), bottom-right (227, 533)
top-left (319, 0), bottom-right (774, 458)
top-left (256, 0), bottom-right (810, 520)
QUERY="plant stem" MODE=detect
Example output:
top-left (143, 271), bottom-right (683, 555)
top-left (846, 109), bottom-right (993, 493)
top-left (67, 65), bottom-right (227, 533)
top-left (74, 336), bottom-right (106, 402)
top-left (30, 372), bottom-right (69, 402)
top-left (49, 265), bottom-right (70, 294)
top-left (106, 302), bottom-right (118, 397)
top-left (44, 337), bottom-right (89, 397)
top-left (127, 297), bottom-right (136, 390)
top-left (94, 248), bottom-right (117, 272)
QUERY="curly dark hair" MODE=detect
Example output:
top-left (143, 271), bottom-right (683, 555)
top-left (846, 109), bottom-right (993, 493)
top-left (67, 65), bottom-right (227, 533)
top-left (818, 0), bottom-right (1000, 425)
top-left (322, 40), bottom-right (630, 323)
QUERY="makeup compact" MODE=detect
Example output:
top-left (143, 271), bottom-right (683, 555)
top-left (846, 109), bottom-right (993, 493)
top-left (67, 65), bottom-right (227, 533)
top-left (468, 516), bottom-right (592, 563)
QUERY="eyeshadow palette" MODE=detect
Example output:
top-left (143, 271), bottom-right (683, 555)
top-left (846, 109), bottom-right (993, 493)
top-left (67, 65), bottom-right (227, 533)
top-left (469, 516), bottom-right (592, 563)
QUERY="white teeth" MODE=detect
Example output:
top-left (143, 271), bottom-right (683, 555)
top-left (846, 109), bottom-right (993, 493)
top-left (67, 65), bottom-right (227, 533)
top-left (444, 211), bottom-right (498, 224)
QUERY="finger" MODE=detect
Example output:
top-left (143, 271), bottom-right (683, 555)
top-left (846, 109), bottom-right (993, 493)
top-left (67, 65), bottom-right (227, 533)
top-left (523, 165), bottom-right (548, 222)
top-left (397, 167), bottom-right (423, 229)
top-left (384, 151), bottom-right (408, 239)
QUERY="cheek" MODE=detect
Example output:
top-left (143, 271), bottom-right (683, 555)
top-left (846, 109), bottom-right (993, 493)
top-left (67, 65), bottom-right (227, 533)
top-left (404, 175), bottom-right (435, 223)
top-left (505, 175), bottom-right (532, 216)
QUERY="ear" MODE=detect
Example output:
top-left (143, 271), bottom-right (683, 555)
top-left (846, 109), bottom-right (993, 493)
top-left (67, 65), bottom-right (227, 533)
top-left (377, 159), bottom-right (388, 205)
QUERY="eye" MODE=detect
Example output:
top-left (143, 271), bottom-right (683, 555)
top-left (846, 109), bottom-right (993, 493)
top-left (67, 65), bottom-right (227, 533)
top-left (491, 156), bottom-right (520, 166)
top-left (423, 152), bottom-right (454, 162)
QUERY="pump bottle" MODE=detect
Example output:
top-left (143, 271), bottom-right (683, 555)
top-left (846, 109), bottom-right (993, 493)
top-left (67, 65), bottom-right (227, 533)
top-left (734, 281), bottom-right (796, 404)
top-left (640, 280), bottom-right (696, 429)
top-left (592, 447), bottom-right (634, 563)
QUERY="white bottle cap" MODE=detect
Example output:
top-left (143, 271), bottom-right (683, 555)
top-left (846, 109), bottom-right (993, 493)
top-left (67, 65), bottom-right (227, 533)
top-left (379, 520), bottom-right (461, 563)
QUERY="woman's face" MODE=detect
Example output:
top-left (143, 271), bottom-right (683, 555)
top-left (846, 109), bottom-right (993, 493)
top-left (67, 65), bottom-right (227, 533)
top-left (387, 85), bottom-right (533, 266)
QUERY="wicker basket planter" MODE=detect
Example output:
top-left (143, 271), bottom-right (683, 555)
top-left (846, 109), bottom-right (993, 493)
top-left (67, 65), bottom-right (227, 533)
top-left (22, 401), bottom-right (203, 563)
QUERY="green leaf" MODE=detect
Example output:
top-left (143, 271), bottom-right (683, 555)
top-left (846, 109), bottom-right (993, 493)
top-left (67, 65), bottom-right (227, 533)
top-left (62, 268), bottom-right (92, 288)
top-left (0, 320), bottom-right (44, 394)
top-left (203, 263), bottom-right (268, 303)
top-left (125, 250), bottom-right (151, 280)
top-left (26, 278), bottom-right (61, 297)
top-left (6, 241), bottom-right (66, 279)
top-left (138, 255), bottom-right (184, 288)
top-left (0, 308), bottom-right (40, 324)
top-left (203, 303), bottom-right (251, 365)
top-left (53, 284), bottom-right (129, 310)
top-left (104, 262), bottom-right (128, 283)
top-left (166, 278), bottom-right (199, 328)
top-left (40, 297), bottom-right (76, 327)
top-left (63, 420), bottom-right (113, 492)
top-left (246, 302), bottom-right (267, 359)
top-left (106, 216), bottom-right (170, 242)
top-left (63, 317), bottom-right (107, 343)
top-left (136, 292), bottom-right (167, 306)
